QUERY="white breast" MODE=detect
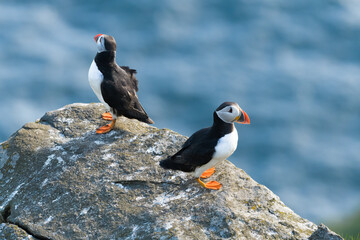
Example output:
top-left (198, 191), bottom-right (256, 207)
top-left (88, 60), bottom-right (110, 109)
top-left (194, 128), bottom-right (238, 178)
top-left (213, 128), bottom-right (238, 160)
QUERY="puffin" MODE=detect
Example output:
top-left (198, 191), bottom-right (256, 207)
top-left (88, 34), bottom-right (154, 134)
top-left (160, 102), bottom-right (250, 190)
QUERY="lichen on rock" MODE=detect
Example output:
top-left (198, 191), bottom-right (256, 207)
top-left (0, 223), bottom-right (36, 240)
top-left (0, 103), bottom-right (343, 239)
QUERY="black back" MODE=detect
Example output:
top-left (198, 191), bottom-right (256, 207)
top-left (120, 66), bottom-right (138, 91)
top-left (160, 112), bottom-right (234, 172)
top-left (94, 51), bottom-right (153, 124)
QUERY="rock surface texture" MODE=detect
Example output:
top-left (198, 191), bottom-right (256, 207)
top-left (0, 103), bottom-right (342, 240)
top-left (308, 224), bottom-right (343, 240)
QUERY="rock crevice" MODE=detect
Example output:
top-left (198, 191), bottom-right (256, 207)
top-left (0, 203), bottom-right (51, 240)
top-left (0, 203), bottom-right (10, 223)
top-left (0, 103), bottom-right (342, 239)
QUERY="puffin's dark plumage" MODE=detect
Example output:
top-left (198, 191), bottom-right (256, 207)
top-left (88, 34), bottom-right (153, 134)
top-left (120, 66), bottom-right (138, 91)
top-left (160, 102), bottom-right (250, 190)
top-left (159, 122), bottom-right (231, 172)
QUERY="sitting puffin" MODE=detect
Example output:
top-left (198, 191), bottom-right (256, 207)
top-left (88, 34), bottom-right (154, 134)
top-left (160, 102), bottom-right (250, 190)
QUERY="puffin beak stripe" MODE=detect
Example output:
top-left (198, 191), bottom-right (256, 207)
top-left (236, 110), bottom-right (250, 124)
top-left (94, 34), bottom-right (102, 42)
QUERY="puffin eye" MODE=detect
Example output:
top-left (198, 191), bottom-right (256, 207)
top-left (228, 107), bottom-right (232, 113)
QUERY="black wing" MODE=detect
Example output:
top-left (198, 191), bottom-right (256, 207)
top-left (101, 65), bottom-right (153, 124)
top-left (160, 127), bottom-right (217, 172)
top-left (120, 66), bottom-right (138, 92)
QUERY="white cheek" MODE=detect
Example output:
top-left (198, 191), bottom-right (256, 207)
top-left (96, 38), bottom-right (106, 52)
top-left (216, 112), bottom-right (234, 123)
top-left (233, 108), bottom-right (240, 117)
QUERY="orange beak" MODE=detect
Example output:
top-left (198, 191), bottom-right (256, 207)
top-left (236, 110), bottom-right (250, 124)
top-left (94, 34), bottom-right (102, 42)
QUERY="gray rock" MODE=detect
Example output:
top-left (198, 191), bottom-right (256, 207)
top-left (0, 103), bottom-right (342, 239)
top-left (0, 223), bottom-right (36, 240)
top-left (308, 224), bottom-right (343, 240)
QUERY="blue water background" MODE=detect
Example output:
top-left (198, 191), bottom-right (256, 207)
top-left (1, 0), bottom-right (359, 223)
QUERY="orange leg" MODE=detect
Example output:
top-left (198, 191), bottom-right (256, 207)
top-left (102, 112), bottom-right (113, 121)
top-left (96, 120), bottom-right (116, 134)
top-left (200, 167), bottom-right (215, 179)
top-left (197, 178), bottom-right (222, 190)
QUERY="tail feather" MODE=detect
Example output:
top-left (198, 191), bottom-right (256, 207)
top-left (131, 101), bottom-right (154, 124)
top-left (142, 117), bottom-right (154, 124)
top-left (159, 157), bottom-right (176, 170)
top-left (159, 157), bottom-right (194, 172)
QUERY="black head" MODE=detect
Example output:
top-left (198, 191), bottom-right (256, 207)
top-left (94, 34), bottom-right (117, 52)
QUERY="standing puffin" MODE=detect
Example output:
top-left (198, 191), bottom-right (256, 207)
top-left (88, 34), bottom-right (154, 134)
top-left (160, 102), bottom-right (250, 190)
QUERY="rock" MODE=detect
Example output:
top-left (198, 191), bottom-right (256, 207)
top-left (0, 223), bottom-right (36, 240)
top-left (309, 224), bottom-right (343, 240)
top-left (0, 103), bottom-right (343, 239)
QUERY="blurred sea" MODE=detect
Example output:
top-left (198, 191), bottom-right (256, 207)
top-left (0, 0), bottom-right (359, 223)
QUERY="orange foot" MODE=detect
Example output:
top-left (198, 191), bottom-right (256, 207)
top-left (197, 178), bottom-right (222, 190)
top-left (102, 112), bottom-right (113, 121)
top-left (96, 120), bottom-right (116, 134)
top-left (200, 167), bottom-right (215, 179)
